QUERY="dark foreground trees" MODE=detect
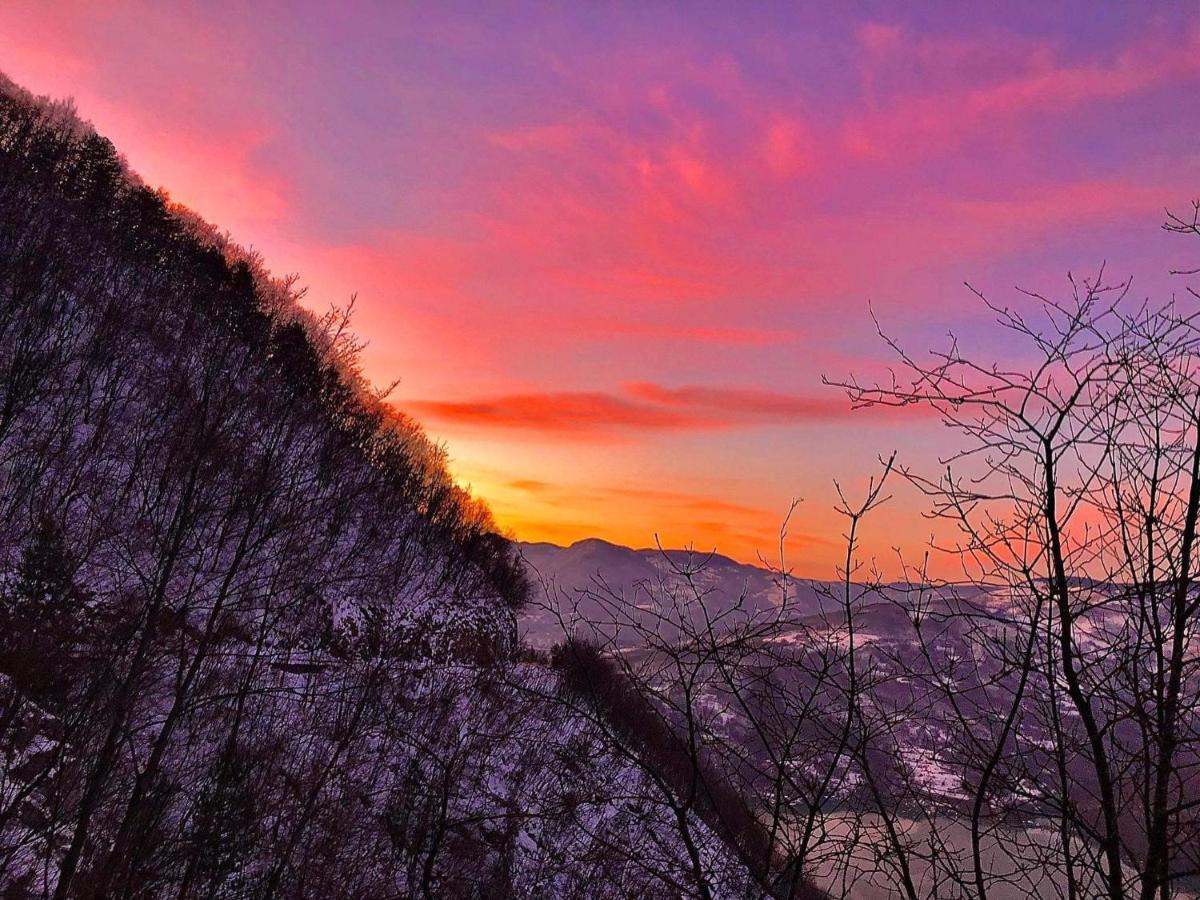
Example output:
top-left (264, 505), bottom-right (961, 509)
top-left (540, 210), bottom-right (1200, 899)
top-left (0, 71), bottom-right (531, 898)
top-left (827, 217), bottom-right (1200, 898)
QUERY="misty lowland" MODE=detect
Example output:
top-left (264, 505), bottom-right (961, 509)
top-left (2, 13), bottom-right (1200, 900)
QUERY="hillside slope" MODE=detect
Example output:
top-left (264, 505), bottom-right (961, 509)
top-left (0, 76), bottom-right (783, 899)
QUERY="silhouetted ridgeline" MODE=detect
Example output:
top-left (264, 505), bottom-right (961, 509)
top-left (0, 74), bottom-right (530, 643)
top-left (0, 74), bottom-right (794, 897)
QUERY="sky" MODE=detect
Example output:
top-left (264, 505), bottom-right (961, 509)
top-left (3, 2), bottom-right (1198, 575)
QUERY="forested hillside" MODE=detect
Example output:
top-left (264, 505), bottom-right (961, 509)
top-left (0, 75), bottom-right (793, 899)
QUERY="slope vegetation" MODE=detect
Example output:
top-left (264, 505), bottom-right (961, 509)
top-left (0, 76), bottom-right (781, 898)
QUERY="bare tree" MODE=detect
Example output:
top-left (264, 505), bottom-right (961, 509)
top-left (820, 214), bottom-right (1200, 898)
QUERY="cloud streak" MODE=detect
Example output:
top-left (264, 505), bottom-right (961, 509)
top-left (410, 382), bottom-right (906, 436)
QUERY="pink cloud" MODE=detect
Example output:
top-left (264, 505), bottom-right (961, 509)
top-left (623, 383), bottom-right (849, 419)
top-left (857, 21), bottom-right (904, 54)
top-left (762, 117), bottom-right (817, 178)
top-left (841, 24), bottom-right (1200, 164)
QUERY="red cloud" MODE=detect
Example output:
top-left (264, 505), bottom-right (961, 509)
top-left (408, 382), bottom-right (909, 437)
top-left (409, 390), bottom-right (716, 433)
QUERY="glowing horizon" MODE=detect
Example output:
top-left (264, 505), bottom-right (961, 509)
top-left (4, 3), bottom-right (1198, 574)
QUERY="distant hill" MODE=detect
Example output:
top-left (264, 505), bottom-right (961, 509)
top-left (518, 537), bottom-right (843, 647)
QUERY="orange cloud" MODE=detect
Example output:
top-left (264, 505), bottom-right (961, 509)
top-left (507, 478), bottom-right (553, 492)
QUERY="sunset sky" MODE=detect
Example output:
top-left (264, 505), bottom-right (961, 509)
top-left (5, 2), bottom-right (1198, 574)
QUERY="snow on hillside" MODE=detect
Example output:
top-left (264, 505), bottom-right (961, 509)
top-left (0, 75), bottom-right (783, 899)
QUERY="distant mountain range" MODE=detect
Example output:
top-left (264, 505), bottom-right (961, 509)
top-left (517, 537), bottom-right (845, 647)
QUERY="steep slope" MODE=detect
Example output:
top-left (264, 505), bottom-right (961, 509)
top-left (0, 76), bottom-right (778, 899)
